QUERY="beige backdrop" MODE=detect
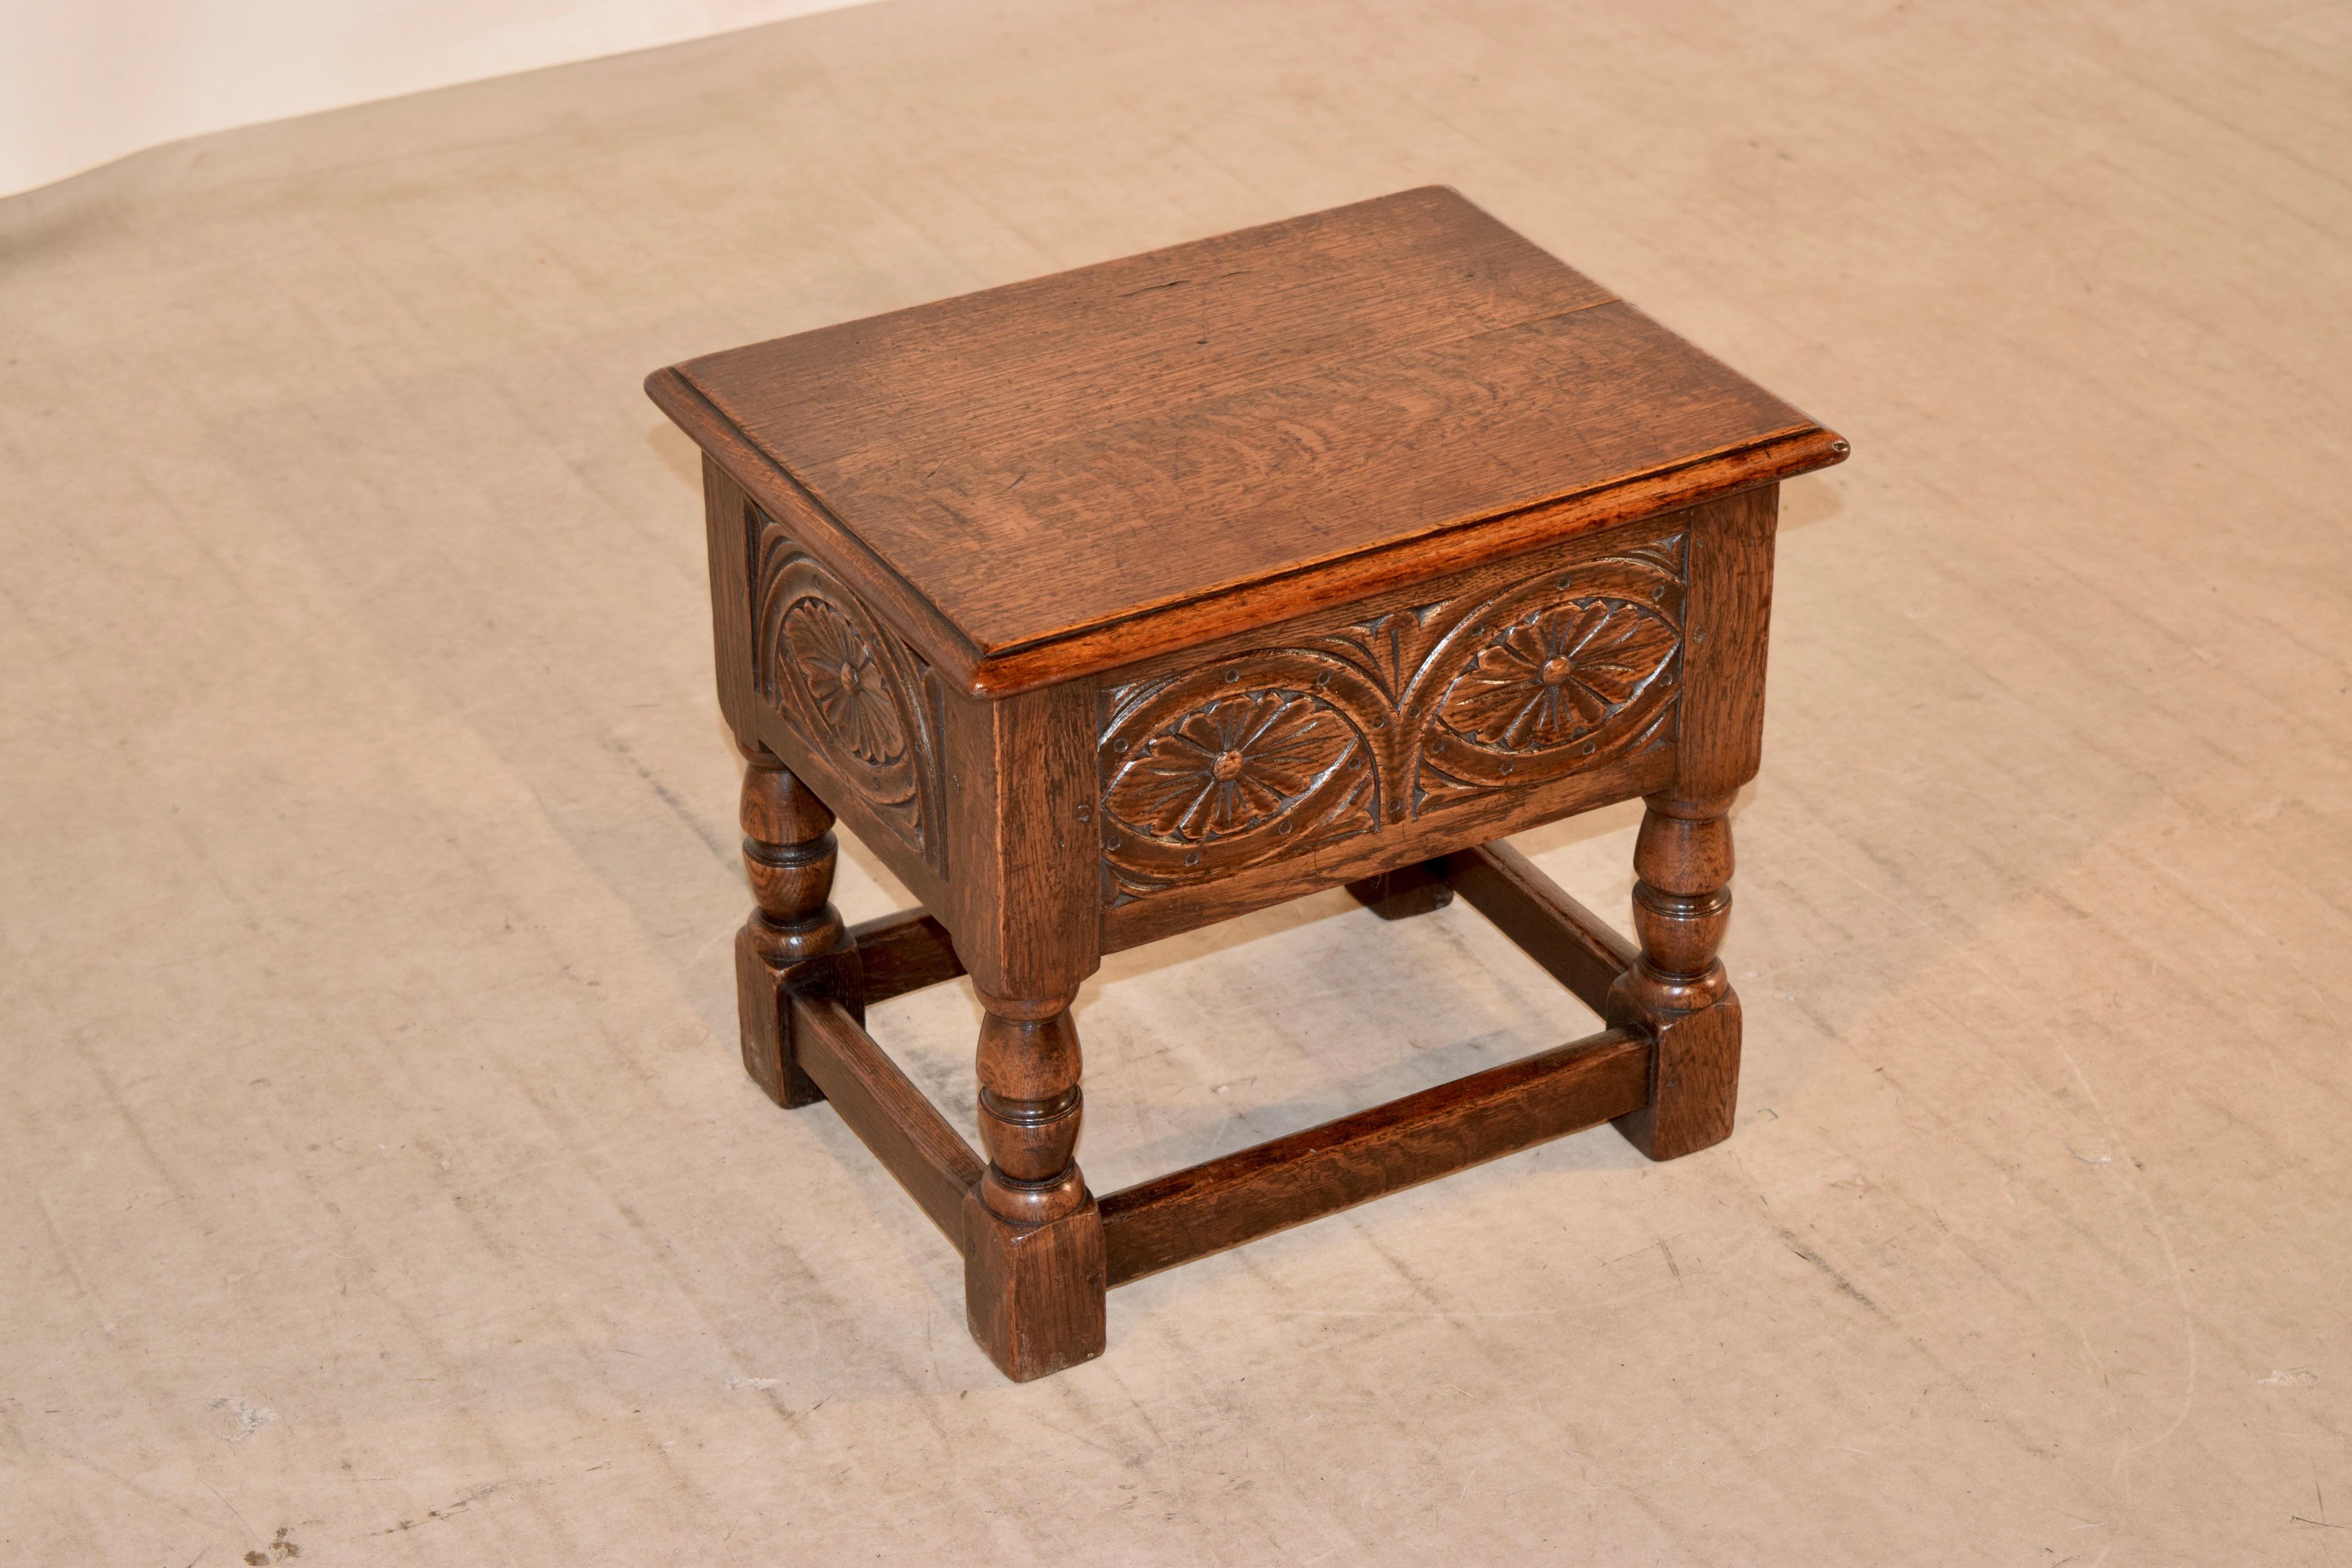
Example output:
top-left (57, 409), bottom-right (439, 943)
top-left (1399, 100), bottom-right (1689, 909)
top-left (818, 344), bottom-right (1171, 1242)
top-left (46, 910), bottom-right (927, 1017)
top-left (3, 0), bottom-right (2347, 1562)
top-left (0, 0), bottom-right (868, 196)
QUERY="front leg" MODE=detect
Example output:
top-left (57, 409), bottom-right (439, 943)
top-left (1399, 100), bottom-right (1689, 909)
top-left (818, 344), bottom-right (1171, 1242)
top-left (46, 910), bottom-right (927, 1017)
top-left (962, 989), bottom-right (1105, 1381)
top-left (1606, 793), bottom-right (1740, 1160)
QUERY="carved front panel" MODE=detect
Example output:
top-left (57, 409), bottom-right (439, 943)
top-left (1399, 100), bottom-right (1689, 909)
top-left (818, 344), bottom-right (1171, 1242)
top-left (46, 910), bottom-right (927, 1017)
top-left (1098, 527), bottom-right (1684, 903)
top-left (751, 509), bottom-right (950, 878)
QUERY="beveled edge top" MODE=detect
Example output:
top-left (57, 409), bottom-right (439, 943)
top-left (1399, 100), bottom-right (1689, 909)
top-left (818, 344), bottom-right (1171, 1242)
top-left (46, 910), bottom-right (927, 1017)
top-left (647, 196), bottom-right (1847, 698)
top-left (654, 364), bottom-right (1843, 696)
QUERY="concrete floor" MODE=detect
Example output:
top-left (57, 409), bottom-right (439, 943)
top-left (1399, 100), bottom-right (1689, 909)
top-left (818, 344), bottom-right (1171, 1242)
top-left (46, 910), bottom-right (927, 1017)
top-left (4, 0), bottom-right (2348, 1561)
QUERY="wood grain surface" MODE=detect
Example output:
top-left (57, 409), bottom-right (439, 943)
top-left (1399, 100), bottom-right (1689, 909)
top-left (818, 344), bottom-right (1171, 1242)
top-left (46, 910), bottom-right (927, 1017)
top-left (1674, 485), bottom-right (1780, 799)
top-left (848, 908), bottom-right (965, 1005)
top-left (789, 992), bottom-right (986, 1246)
top-left (651, 187), bottom-right (1845, 692)
top-left (1437, 840), bottom-right (1636, 1013)
top-left (1097, 1027), bottom-right (1650, 1285)
top-left (962, 1191), bottom-right (1107, 1382)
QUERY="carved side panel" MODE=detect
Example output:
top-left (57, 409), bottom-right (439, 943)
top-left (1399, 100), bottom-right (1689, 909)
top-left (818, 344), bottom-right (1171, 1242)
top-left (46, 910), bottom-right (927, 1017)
top-left (1098, 528), bottom-right (1685, 902)
top-left (750, 509), bottom-right (949, 878)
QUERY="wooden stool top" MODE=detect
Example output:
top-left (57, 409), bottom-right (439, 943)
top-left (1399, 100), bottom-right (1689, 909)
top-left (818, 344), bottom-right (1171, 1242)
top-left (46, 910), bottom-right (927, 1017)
top-left (648, 187), bottom-right (1844, 697)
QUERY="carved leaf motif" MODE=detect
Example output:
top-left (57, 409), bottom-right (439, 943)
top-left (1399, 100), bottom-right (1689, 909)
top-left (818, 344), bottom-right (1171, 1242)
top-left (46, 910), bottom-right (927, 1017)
top-left (1439, 601), bottom-right (1676, 750)
top-left (783, 598), bottom-right (906, 764)
top-left (1097, 525), bottom-right (1687, 904)
top-left (1106, 691), bottom-right (1354, 842)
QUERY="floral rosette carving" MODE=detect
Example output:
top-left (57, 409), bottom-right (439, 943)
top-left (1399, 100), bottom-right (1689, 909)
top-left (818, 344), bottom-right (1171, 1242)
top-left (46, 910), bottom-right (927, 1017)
top-left (1398, 541), bottom-right (1685, 810)
top-left (751, 512), bottom-right (945, 872)
top-left (783, 598), bottom-right (907, 766)
top-left (1096, 527), bottom-right (1687, 902)
top-left (1107, 691), bottom-right (1352, 840)
top-left (1099, 658), bottom-right (1382, 898)
top-left (1436, 599), bottom-right (1679, 751)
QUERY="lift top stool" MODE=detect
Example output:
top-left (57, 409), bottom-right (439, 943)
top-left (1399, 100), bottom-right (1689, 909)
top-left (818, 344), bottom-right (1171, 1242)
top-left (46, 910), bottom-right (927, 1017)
top-left (646, 187), bottom-right (1847, 1382)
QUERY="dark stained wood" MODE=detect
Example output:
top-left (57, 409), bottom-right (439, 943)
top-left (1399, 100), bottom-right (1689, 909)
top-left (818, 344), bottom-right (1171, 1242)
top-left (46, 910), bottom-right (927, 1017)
top-left (735, 923), bottom-right (850, 1109)
top-left (1103, 746), bottom-right (1668, 954)
top-left (970, 991), bottom-right (1089, 1228)
top-left (1675, 485), bottom-right (1779, 799)
top-left (1614, 995), bottom-right (1742, 1163)
top-left (946, 686), bottom-right (1100, 1292)
top-left (1601, 485), bottom-right (1767, 1160)
top-left (942, 682), bottom-right (1101, 1002)
top-left (735, 717), bottom-right (954, 929)
top-left (657, 189), bottom-right (1833, 1381)
top-left (935, 680), bottom-right (1107, 1371)
top-left (1098, 1028), bottom-right (1650, 1286)
top-left (1608, 796), bottom-right (1742, 1159)
top-left (701, 458), bottom-right (758, 738)
top-left (721, 484), bottom-right (960, 918)
top-left (789, 992), bottom-right (986, 1246)
top-left (657, 370), bottom-right (989, 690)
top-left (734, 745), bottom-right (857, 1108)
top-left (648, 188), bottom-right (1846, 695)
top-left (667, 381), bottom-right (1836, 699)
top-left (1345, 862), bottom-right (1454, 920)
top-left (691, 301), bottom-right (1811, 664)
top-left (1437, 841), bottom-right (1636, 1014)
top-left (962, 1191), bottom-right (1106, 1382)
top-left (1091, 507), bottom-right (1684, 943)
top-left (981, 434), bottom-right (1836, 697)
top-left (936, 682), bottom-right (1101, 1363)
top-left (702, 187), bottom-right (1614, 461)
top-left (848, 908), bottom-right (965, 1004)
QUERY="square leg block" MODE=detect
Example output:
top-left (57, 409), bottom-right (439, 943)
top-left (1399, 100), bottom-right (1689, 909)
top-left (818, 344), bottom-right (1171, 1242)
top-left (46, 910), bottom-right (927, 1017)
top-left (1609, 990), bottom-right (1742, 1161)
top-left (964, 1192), bottom-right (1107, 1383)
top-left (734, 929), bottom-right (860, 1109)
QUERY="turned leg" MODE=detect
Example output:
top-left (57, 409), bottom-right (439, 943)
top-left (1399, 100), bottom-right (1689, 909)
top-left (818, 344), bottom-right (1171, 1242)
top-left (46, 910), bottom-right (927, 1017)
top-left (735, 741), bottom-right (860, 1107)
top-left (1607, 793), bottom-right (1741, 1160)
top-left (1345, 859), bottom-right (1455, 920)
top-left (962, 989), bottom-right (1105, 1381)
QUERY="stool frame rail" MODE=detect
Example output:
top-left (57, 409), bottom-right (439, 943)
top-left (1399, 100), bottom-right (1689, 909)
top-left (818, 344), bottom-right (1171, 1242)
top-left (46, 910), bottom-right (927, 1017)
top-left (742, 831), bottom-right (1716, 1375)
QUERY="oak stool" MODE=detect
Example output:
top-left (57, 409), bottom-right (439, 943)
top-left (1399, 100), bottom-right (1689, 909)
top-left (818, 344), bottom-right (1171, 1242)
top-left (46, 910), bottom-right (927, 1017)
top-left (646, 188), bottom-right (1847, 1382)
